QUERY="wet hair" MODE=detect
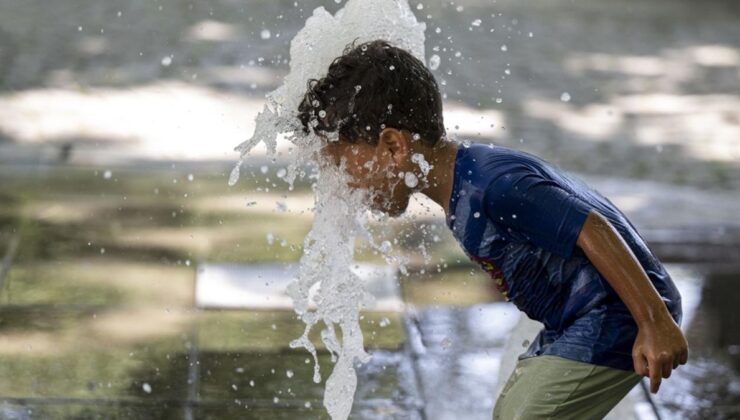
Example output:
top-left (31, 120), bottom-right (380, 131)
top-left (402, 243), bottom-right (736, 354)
top-left (297, 39), bottom-right (446, 147)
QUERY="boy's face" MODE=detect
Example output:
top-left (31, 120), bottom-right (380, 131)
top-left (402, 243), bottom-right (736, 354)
top-left (320, 131), bottom-right (414, 217)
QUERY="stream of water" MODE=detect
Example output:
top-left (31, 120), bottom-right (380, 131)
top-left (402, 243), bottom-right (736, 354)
top-left (229, 1), bottom-right (427, 418)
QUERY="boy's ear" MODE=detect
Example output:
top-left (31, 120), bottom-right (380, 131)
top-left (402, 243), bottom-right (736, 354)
top-left (378, 128), bottom-right (409, 166)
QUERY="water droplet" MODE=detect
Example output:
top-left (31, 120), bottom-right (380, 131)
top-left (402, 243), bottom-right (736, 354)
top-left (471, 19), bottom-right (482, 27)
top-left (560, 92), bottom-right (571, 102)
top-left (142, 383), bottom-right (152, 394)
top-left (228, 163), bottom-right (241, 186)
top-left (379, 240), bottom-right (392, 254)
top-left (429, 54), bottom-right (441, 70)
top-left (161, 56), bottom-right (172, 66)
top-left (260, 29), bottom-right (271, 39)
top-left (404, 172), bottom-right (419, 188)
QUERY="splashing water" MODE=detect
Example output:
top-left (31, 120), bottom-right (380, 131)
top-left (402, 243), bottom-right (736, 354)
top-left (229, 1), bottom-right (426, 419)
top-left (286, 163), bottom-right (377, 418)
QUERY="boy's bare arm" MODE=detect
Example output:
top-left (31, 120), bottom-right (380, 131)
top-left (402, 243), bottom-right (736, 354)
top-left (576, 209), bottom-right (688, 393)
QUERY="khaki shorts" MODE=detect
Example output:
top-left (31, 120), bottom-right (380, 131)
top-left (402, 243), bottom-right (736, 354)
top-left (493, 355), bottom-right (642, 419)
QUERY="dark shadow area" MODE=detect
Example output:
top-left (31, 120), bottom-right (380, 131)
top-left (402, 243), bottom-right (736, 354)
top-left (656, 268), bottom-right (740, 419)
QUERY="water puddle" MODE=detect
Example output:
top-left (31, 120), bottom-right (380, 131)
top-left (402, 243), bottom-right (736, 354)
top-left (655, 266), bottom-right (740, 419)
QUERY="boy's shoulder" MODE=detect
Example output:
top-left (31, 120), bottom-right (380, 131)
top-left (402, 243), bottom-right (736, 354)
top-left (458, 143), bottom-right (571, 189)
top-left (462, 143), bottom-right (552, 171)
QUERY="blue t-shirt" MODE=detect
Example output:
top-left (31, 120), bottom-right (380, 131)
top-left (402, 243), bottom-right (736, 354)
top-left (447, 143), bottom-right (682, 371)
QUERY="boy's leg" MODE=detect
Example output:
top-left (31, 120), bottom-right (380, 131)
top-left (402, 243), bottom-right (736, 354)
top-left (493, 355), bottom-right (641, 420)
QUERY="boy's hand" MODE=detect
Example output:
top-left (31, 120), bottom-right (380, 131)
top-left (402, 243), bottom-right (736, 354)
top-left (632, 317), bottom-right (689, 393)
top-left (576, 209), bottom-right (689, 394)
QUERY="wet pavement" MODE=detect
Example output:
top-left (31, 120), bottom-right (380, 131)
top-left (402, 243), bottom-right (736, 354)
top-left (0, 159), bottom-right (738, 420)
top-left (0, 166), bottom-right (420, 419)
top-left (406, 304), bottom-right (519, 419)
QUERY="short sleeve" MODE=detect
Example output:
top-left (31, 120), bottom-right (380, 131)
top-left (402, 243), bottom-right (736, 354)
top-left (483, 167), bottom-right (593, 259)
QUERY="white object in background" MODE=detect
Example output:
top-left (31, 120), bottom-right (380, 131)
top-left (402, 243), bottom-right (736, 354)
top-left (195, 262), bottom-right (403, 312)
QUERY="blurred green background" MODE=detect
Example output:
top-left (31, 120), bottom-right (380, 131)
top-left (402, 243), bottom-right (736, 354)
top-left (1, 0), bottom-right (739, 419)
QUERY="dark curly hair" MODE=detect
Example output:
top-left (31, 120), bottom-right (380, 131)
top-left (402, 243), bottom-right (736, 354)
top-left (297, 39), bottom-right (445, 147)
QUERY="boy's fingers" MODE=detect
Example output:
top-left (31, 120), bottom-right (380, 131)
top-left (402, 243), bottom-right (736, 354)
top-left (680, 348), bottom-right (689, 365)
top-left (633, 352), bottom-right (648, 376)
top-left (661, 358), bottom-right (672, 378)
top-left (649, 364), bottom-right (662, 393)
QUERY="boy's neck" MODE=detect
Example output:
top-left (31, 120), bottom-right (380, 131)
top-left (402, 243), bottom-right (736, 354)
top-left (418, 140), bottom-right (459, 215)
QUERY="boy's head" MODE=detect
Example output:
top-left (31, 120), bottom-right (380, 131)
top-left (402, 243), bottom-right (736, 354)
top-left (297, 39), bottom-right (446, 216)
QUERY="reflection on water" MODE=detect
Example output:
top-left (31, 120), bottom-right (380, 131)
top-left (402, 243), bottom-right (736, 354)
top-left (656, 268), bottom-right (740, 420)
top-left (0, 310), bottom-right (418, 419)
top-left (0, 259), bottom-right (738, 419)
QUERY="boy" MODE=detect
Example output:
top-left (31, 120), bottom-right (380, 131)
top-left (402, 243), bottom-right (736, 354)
top-left (297, 39), bottom-right (687, 419)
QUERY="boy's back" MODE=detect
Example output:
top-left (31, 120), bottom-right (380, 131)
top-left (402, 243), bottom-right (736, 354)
top-left (448, 143), bottom-right (682, 371)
